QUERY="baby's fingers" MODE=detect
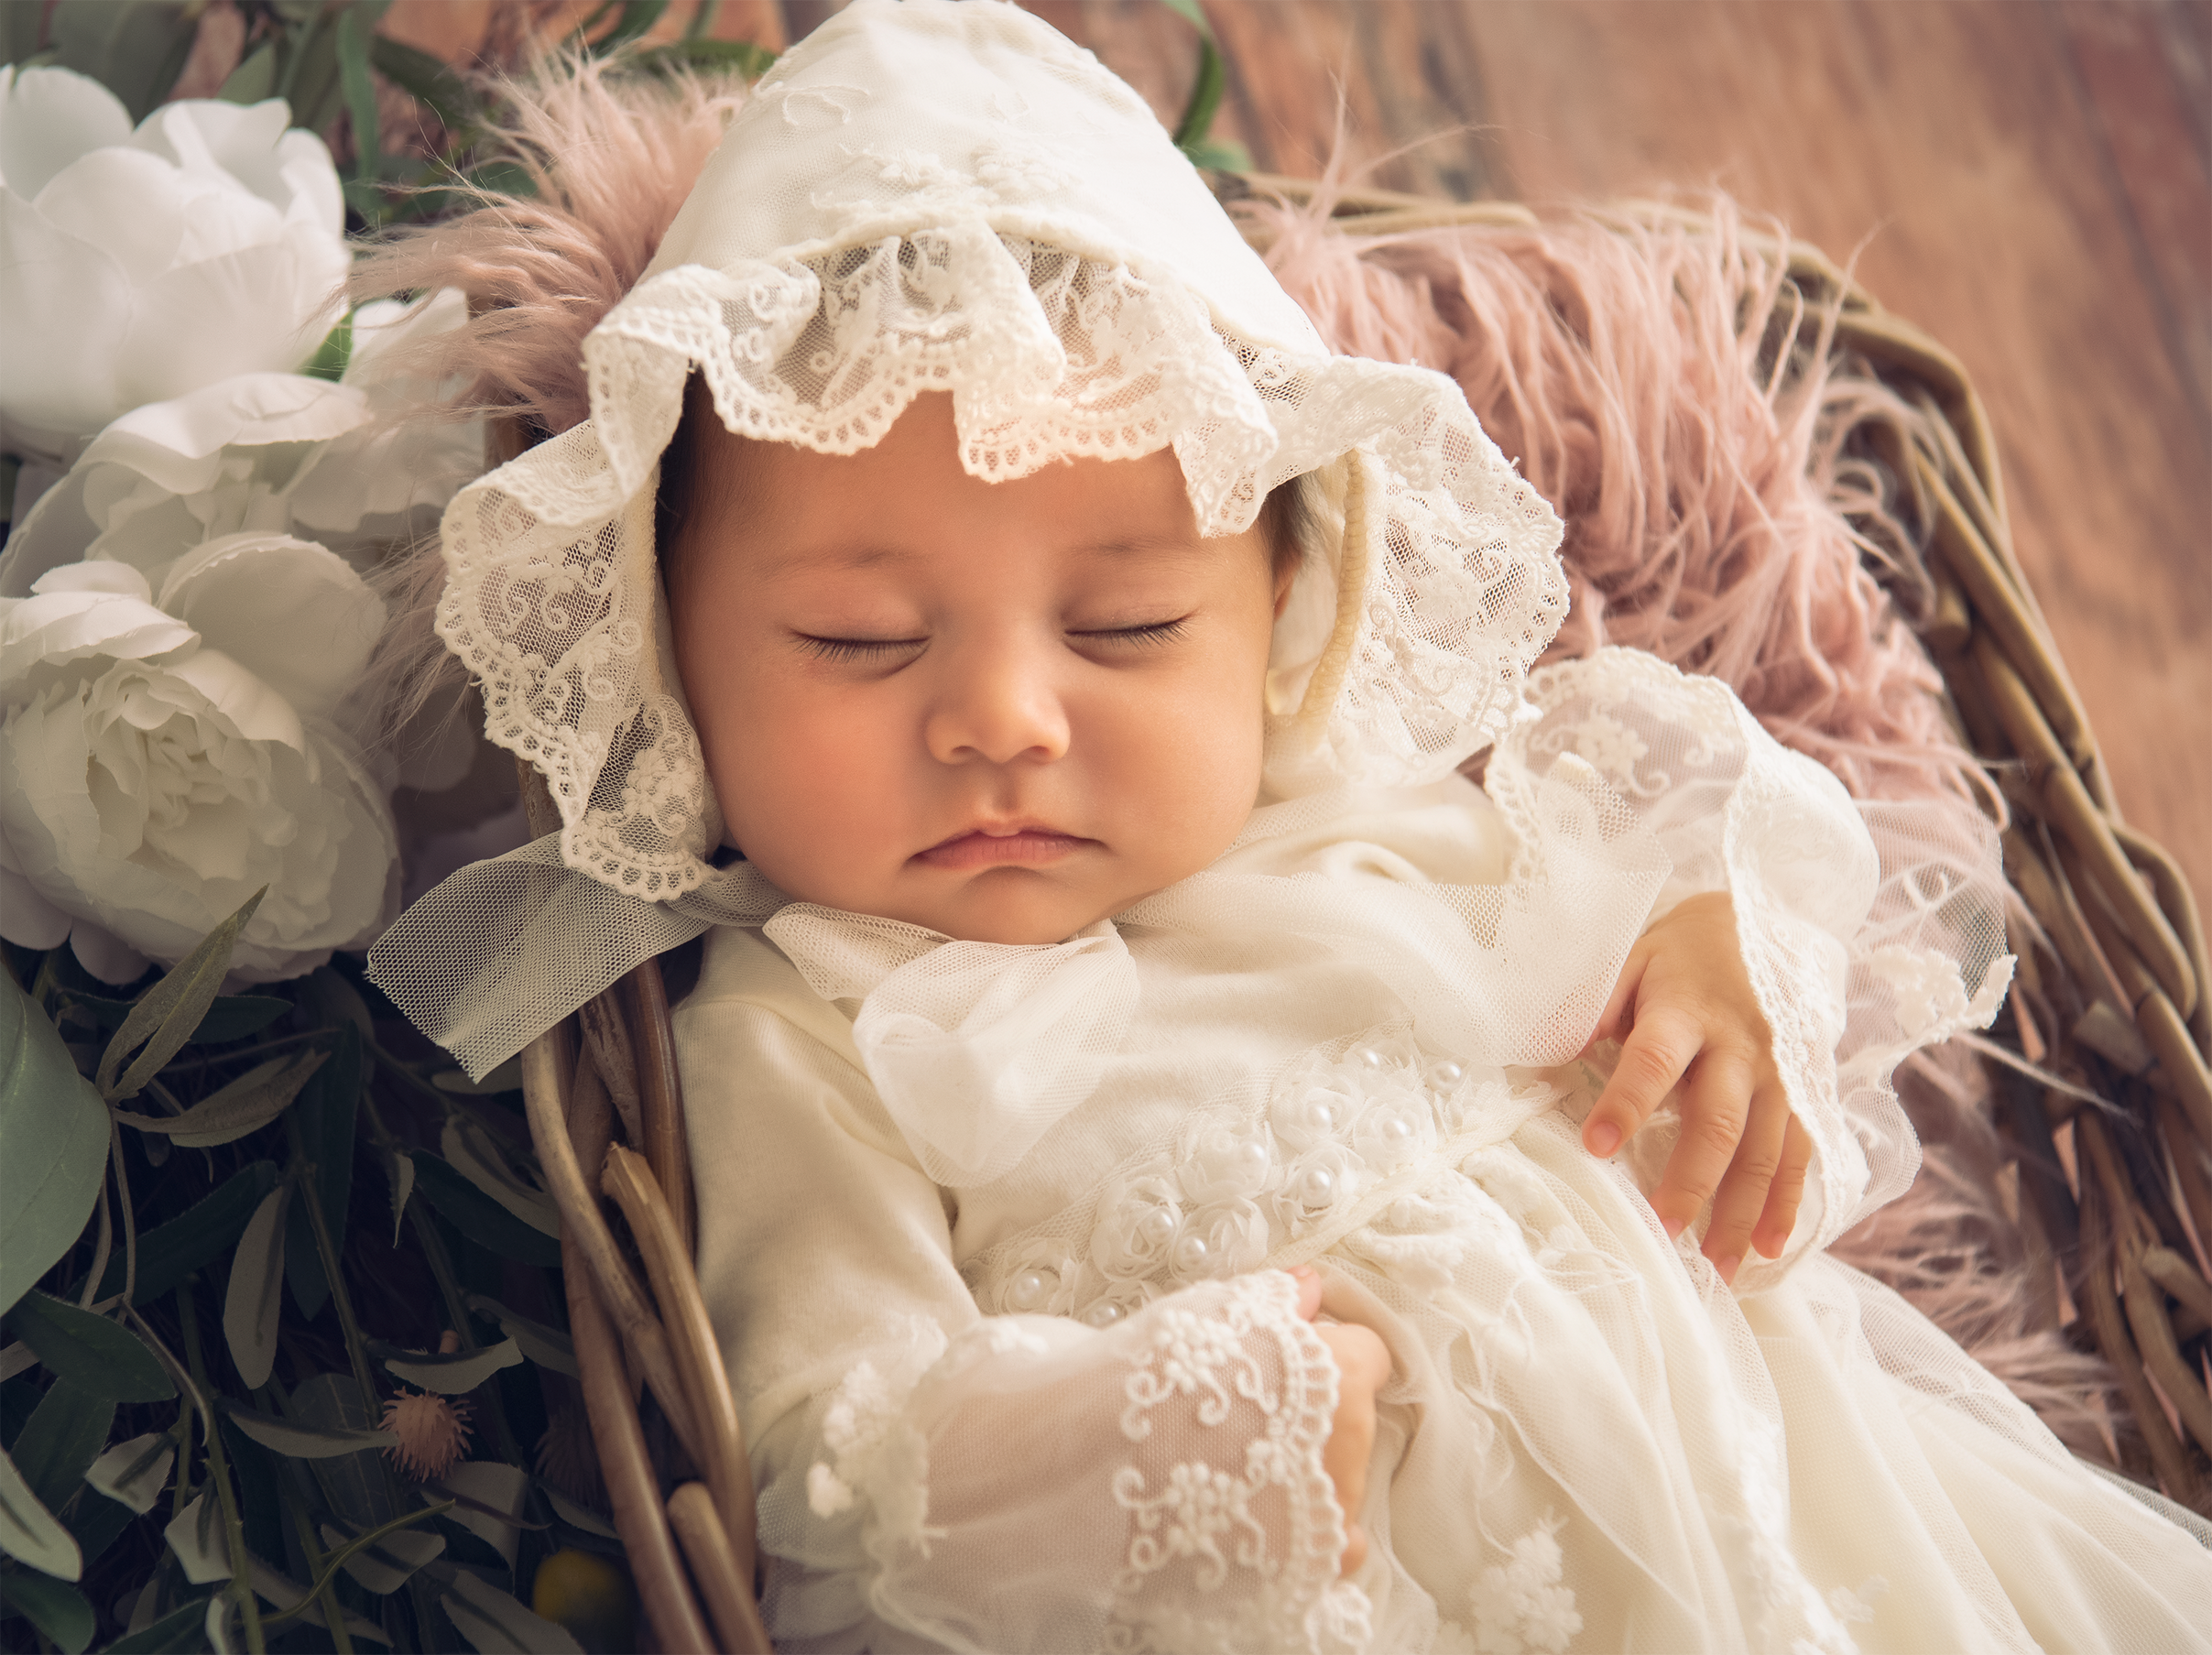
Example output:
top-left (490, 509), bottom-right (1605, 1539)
top-left (1752, 1116), bottom-right (1813, 1259)
top-left (1647, 1046), bottom-right (1754, 1243)
top-left (1700, 1082), bottom-right (1790, 1283)
top-left (1583, 1004), bottom-right (1700, 1160)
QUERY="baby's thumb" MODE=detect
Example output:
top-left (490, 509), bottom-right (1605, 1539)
top-left (1290, 1263), bottom-right (1324, 1320)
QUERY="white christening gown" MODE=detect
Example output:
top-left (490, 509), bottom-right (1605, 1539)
top-left (675, 650), bottom-right (2212, 1654)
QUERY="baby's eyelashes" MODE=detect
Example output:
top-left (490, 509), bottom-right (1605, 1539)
top-left (1067, 616), bottom-right (1192, 649)
top-left (792, 632), bottom-right (928, 663)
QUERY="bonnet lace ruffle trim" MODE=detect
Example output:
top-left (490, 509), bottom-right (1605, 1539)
top-left (433, 229), bottom-right (1568, 900)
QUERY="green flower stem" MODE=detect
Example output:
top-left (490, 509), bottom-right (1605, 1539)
top-left (285, 1120), bottom-right (379, 1418)
top-left (361, 1083), bottom-right (528, 1465)
top-left (110, 1121), bottom-right (138, 1308)
top-left (258, 1501), bottom-right (452, 1639)
top-left (171, 1281), bottom-right (267, 1655)
top-left (278, 1484), bottom-right (355, 1655)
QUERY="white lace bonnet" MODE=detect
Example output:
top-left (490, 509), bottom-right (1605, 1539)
top-left (370, 0), bottom-right (1571, 1075)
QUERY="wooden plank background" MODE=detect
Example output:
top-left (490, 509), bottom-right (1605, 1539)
top-left (389, 0), bottom-right (2211, 915)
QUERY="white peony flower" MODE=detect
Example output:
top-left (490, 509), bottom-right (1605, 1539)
top-left (0, 544), bottom-right (396, 982)
top-left (0, 67), bottom-right (348, 471)
top-left (2, 290), bottom-right (482, 598)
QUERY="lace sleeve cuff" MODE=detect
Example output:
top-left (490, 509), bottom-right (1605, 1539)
top-left (818, 1271), bottom-right (1371, 1654)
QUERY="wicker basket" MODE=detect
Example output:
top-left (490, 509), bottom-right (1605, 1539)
top-left (505, 193), bottom-right (2212, 1652)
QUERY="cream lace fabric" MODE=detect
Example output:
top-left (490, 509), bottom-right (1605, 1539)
top-left (679, 648), bottom-right (2210, 1655)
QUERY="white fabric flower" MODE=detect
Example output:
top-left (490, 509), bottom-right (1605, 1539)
top-left (0, 544), bottom-right (396, 982)
top-left (1089, 1173), bottom-right (1183, 1282)
top-left (1, 291), bottom-right (482, 598)
top-left (1175, 1118), bottom-right (1276, 1206)
top-left (0, 67), bottom-right (348, 470)
top-left (1351, 1085), bottom-right (1440, 1176)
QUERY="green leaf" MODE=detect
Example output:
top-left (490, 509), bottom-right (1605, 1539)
top-left (0, 3), bottom-right (49, 66)
top-left (336, 4), bottom-right (383, 211)
top-left (97, 889), bottom-right (265, 1101)
top-left (382, 1146), bottom-right (416, 1247)
top-left (283, 9), bottom-right (347, 136)
top-left (591, 0), bottom-right (670, 51)
top-left (104, 1597), bottom-right (214, 1653)
top-left (368, 35), bottom-right (479, 130)
top-left (0, 974), bottom-right (109, 1318)
top-left (114, 1046), bottom-right (326, 1149)
top-left (219, 38), bottom-right (278, 103)
top-left (627, 37), bottom-right (775, 80)
top-left (465, 1294), bottom-right (576, 1379)
top-left (290, 1374), bottom-right (399, 1530)
top-left (222, 1184), bottom-right (289, 1390)
top-left (83, 1432), bottom-right (174, 1516)
top-left (377, 1337), bottom-right (520, 1394)
top-left (49, 0), bottom-right (201, 121)
top-left (12, 1378), bottom-right (113, 1517)
top-left (0, 1568), bottom-right (92, 1652)
top-left (0, 1443), bottom-right (78, 1578)
top-left (1161, 0), bottom-right (1228, 158)
top-left (411, 1154), bottom-right (561, 1268)
top-left (441, 1116), bottom-right (559, 1237)
top-left (5, 1293), bottom-right (172, 1404)
top-left (441, 1563), bottom-right (584, 1655)
top-left (285, 1022), bottom-right (358, 1320)
top-left (49, 992), bottom-right (287, 1046)
top-left (303, 311), bottom-right (354, 383)
top-left (220, 1406), bottom-right (396, 1461)
top-left (87, 1160), bottom-right (278, 1306)
top-left (319, 1513), bottom-right (444, 1595)
top-left (161, 1492), bottom-right (228, 1585)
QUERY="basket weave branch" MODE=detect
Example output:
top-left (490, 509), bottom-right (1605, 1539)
top-left (498, 191), bottom-right (2212, 1649)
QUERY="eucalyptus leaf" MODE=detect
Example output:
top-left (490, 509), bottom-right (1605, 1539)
top-left (383, 1147), bottom-right (417, 1247)
top-left (83, 1432), bottom-right (174, 1516)
top-left (0, 3), bottom-right (49, 67)
top-left (222, 1406), bottom-right (397, 1461)
top-left (98, 888), bottom-right (265, 1101)
top-left (0, 974), bottom-right (109, 1317)
top-left (14, 1378), bottom-right (113, 1516)
top-left (0, 1441), bottom-right (79, 1580)
top-left (115, 1046), bottom-right (326, 1148)
top-left (291, 1373), bottom-right (398, 1530)
top-left (441, 1117), bottom-right (560, 1237)
top-left (465, 1294), bottom-right (577, 1378)
top-left (411, 1153), bottom-right (561, 1268)
top-left (162, 1492), bottom-right (229, 1585)
top-left (0, 1568), bottom-right (92, 1652)
top-left (368, 34), bottom-right (478, 130)
top-left (87, 1160), bottom-right (279, 1306)
top-left (593, 0), bottom-right (670, 50)
top-left (432, 1461), bottom-right (528, 1570)
top-left (380, 1337), bottom-right (521, 1394)
top-left (285, 1022), bottom-right (357, 1319)
top-left (222, 1183), bottom-right (290, 1390)
top-left (629, 36), bottom-right (775, 79)
top-left (320, 1518), bottom-right (444, 1595)
top-left (53, 992), bottom-right (287, 1046)
top-left (441, 1562), bottom-right (583, 1655)
top-left (218, 38), bottom-right (278, 103)
top-left (541, 1485), bottom-right (617, 1540)
top-left (49, 0), bottom-right (200, 121)
top-left (5, 1292), bottom-right (172, 1403)
top-left (106, 1596), bottom-right (216, 1653)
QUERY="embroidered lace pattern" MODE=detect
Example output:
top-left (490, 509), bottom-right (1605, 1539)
top-left (433, 228), bottom-right (1567, 899)
top-left (964, 1027), bottom-right (1562, 1327)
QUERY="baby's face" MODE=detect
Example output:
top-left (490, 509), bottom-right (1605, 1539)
top-left (670, 395), bottom-right (1285, 945)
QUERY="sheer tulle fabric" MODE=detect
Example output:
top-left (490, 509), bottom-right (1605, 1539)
top-left (667, 652), bottom-right (2212, 1654)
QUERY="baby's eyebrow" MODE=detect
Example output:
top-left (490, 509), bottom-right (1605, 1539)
top-left (754, 543), bottom-right (918, 582)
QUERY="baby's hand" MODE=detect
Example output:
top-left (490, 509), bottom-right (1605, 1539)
top-left (1291, 1266), bottom-right (1389, 1575)
top-left (1579, 892), bottom-right (1809, 1283)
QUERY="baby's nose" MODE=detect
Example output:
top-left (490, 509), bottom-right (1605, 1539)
top-left (922, 637), bottom-right (1071, 767)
